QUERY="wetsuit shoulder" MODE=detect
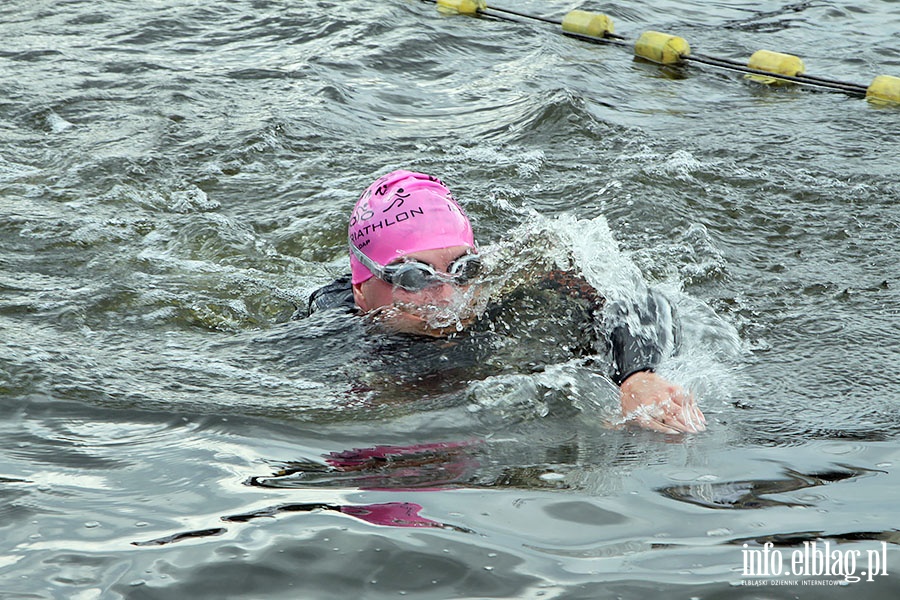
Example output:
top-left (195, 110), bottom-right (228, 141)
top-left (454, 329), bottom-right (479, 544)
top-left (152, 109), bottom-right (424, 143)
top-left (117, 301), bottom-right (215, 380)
top-left (537, 269), bottom-right (605, 311)
top-left (300, 275), bottom-right (355, 318)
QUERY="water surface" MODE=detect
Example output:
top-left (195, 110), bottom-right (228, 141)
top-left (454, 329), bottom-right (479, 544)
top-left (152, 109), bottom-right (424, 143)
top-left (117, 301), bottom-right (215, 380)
top-left (2, 0), bottom-right (899, 598)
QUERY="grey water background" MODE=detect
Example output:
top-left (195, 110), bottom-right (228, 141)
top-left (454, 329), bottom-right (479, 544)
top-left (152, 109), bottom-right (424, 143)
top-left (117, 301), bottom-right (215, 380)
top-left (2, 0), bottom-right (899, 598)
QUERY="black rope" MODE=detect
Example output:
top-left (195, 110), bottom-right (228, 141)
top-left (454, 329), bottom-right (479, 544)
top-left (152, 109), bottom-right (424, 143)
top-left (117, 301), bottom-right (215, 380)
top-left (792, 73), bottom-right (869, 95)
top-left (559, 31), bottom-right (631, 50)
top-left (486, 5), bottom-right (560, 26)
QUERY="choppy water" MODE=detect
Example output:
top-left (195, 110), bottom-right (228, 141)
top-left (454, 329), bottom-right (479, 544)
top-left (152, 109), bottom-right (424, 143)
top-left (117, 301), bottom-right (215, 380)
top-left (2, 0), bottom-right (899, 598)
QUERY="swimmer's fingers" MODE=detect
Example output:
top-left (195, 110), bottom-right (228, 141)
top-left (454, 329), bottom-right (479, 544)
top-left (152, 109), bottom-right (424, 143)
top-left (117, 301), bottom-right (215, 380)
top-left (677, 407), bottom-right (706, 433)
top-left (664, 389), bottom-right (707, 432)
top-left (675, 394), bottom-right (707, 433)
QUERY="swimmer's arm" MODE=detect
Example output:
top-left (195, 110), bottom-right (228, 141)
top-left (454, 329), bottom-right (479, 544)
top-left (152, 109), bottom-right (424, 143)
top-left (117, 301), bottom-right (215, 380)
top-left (539, 272), bottom-right (705, 433)
top-left (604, 290), bottom-right (706, 433)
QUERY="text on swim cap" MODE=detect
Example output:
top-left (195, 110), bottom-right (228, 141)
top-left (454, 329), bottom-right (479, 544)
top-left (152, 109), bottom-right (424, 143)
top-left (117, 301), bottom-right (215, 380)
top-left (350, 206), bottom-right (426, 246)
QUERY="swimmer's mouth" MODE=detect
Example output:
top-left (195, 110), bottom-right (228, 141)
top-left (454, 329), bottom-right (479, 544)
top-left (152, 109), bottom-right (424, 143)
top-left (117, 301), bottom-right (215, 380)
top-left (369, 303), bottom-right (481, 337)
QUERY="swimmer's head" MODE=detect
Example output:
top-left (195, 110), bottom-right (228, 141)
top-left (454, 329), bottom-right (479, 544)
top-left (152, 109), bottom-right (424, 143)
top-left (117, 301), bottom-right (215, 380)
top-left (348, 171), bottom-right (482, 336)
top-left (348, 170), bottom-right (475, 285)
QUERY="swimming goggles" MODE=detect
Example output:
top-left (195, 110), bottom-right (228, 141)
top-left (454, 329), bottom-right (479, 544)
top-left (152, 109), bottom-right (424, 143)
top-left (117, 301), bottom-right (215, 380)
top-left (350, 243), bottom-right (482, 291)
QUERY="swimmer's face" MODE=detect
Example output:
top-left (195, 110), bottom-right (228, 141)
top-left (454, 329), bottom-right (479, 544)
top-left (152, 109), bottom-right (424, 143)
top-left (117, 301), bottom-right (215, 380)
top-left (352, 245), bottom-right (483, 337)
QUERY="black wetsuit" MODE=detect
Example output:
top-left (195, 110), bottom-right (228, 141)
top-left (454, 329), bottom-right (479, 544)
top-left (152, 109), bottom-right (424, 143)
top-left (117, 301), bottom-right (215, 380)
top-left (301, 273), bottom-right (676, 387)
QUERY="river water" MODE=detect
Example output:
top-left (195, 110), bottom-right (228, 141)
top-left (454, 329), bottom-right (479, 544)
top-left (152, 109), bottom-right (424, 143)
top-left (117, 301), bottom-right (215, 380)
top-left (2, 0), bottom-right (899, 598)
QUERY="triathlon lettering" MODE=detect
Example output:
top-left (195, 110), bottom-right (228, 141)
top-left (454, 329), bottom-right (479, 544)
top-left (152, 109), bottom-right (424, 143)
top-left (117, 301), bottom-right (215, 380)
top-left (350, 206), bottom-right (425, 242)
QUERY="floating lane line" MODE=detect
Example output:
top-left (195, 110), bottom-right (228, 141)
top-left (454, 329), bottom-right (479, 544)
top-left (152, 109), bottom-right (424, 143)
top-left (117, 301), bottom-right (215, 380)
top-left (424, 0), bottom-right (900, 106)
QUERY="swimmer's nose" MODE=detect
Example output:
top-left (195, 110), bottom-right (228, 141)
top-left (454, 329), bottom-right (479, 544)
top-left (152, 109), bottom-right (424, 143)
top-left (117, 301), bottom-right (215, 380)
top-left (419, 282), bottom-right (457, 305)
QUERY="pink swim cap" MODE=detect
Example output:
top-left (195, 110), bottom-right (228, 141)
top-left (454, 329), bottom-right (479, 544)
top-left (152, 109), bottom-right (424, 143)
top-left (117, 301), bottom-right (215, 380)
top-left (349, 170), bottom-right (475, 285)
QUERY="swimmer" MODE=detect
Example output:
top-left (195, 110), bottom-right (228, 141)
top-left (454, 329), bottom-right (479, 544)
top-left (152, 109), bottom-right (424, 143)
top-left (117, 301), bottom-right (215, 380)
top-left (307, 169), bottom-right (706, 434)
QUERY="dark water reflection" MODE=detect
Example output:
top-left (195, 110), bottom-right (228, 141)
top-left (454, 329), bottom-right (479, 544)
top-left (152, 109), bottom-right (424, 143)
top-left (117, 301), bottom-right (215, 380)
top-left (4, 392), bottom-right (900, 597)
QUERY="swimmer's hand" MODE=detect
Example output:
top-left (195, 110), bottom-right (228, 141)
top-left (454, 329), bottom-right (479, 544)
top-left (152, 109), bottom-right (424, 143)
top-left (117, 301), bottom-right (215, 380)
top-left (619, 371), bottom-right (706, 434)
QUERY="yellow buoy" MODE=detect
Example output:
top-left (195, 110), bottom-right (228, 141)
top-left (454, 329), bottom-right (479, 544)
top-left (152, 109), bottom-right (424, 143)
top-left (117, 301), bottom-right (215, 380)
top-left (746, 50), bottom-right (805, 84)
top-left (436, 0), bottom-right (486, 15)
top-left (866, 75), bottom-right (900, 105)
top-left (561, 10), bottom-right (614, 38)
top-left (634, 31), bottom-right (690, 65)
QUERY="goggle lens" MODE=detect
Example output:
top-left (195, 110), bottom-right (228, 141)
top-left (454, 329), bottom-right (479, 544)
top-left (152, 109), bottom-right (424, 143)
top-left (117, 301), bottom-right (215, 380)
top-left (448, 253), bottom-right (482, 283)
top-left (391, 265), bottom-right (431, 291)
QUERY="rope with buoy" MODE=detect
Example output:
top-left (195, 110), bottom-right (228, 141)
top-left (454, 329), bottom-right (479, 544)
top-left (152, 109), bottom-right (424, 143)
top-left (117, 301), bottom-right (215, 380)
top-left (424, 0), bottom-right (900, 105)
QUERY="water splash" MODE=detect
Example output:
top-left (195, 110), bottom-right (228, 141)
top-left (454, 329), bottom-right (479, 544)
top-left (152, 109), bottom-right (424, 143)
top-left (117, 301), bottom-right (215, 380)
top-left (463, 211), bottom-right (742, 417)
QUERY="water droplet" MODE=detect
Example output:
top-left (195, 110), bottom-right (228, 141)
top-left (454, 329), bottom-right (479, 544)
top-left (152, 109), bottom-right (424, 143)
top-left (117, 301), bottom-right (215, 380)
top-left (84, 521), bottom-right (100, 529)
